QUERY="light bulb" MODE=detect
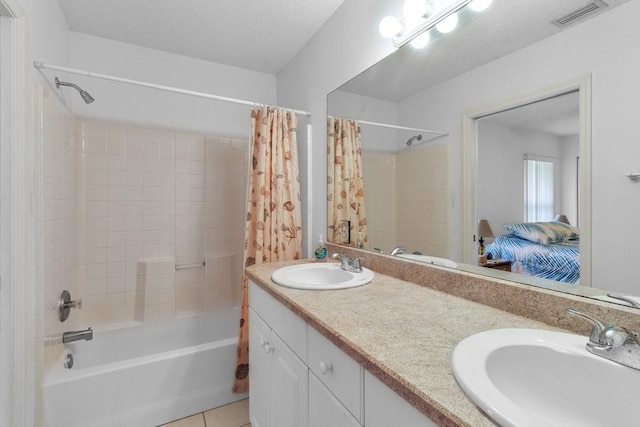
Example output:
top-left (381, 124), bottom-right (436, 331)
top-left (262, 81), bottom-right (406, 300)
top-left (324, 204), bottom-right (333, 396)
top-left (410, 32), bottom-right (431, 49)
top-left (436, 13), bottom-right (458, 33)
top-left (469, 0), bottom-right (493, 12)
top-left (379, 16), bottom-right (403, 38)
top-left (403, 0), bottom-right (428, 19)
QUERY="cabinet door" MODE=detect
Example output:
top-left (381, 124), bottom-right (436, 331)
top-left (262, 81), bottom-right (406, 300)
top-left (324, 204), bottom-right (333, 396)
top-left (268, 332), bottom-right (309, 427)
top-left (364, 371), bottom-right (437, 427)
top-left (249, 309), bottom-right (271, 427)
top-left (309, 372), bottom-right (362, 427)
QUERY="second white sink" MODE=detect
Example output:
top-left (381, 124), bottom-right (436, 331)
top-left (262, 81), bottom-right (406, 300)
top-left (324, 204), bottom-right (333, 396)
top-left (271, 262), bottom-right (374, 290)
top-left (453, 328), bottom-right (639, 427)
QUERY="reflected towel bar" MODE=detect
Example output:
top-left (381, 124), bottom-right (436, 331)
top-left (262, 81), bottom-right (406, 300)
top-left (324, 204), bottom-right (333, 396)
top-left (175, 261), bottom-right (206, 270)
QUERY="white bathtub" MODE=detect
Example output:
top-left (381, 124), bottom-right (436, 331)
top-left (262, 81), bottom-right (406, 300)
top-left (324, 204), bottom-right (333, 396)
top-left (43, 309), bottom-right (248, 427)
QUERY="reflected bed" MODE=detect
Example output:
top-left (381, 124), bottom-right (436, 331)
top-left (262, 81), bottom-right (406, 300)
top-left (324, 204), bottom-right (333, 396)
top-left (486, 235), bottom-right (579, 284)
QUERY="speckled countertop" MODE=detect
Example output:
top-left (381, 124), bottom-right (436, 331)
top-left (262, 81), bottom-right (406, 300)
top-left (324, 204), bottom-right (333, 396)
top-left (246, 241), bottom-right (640, 427)
top-left (247, 260), bottom-right (568, 426)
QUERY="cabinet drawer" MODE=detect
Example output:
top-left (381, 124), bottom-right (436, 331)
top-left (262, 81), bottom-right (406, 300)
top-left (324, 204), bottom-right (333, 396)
top-left (249, 281), bottom-right (307, 362)
top-left (308, 326), bottom-right (363, 423)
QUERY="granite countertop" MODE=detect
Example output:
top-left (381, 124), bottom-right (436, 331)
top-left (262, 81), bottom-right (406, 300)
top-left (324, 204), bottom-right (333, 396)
top-left (245, 260), bottom-right (570, 427)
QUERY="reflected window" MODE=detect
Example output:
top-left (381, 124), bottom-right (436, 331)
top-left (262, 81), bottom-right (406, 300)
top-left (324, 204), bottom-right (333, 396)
top-left (524, 154), bottom-right (556, 222)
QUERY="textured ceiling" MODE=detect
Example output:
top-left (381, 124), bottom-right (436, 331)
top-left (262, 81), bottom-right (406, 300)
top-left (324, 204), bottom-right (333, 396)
top-left (337, 0), bottom-right (630, 101)
top-left (56, 0), bottom-right (346, 74)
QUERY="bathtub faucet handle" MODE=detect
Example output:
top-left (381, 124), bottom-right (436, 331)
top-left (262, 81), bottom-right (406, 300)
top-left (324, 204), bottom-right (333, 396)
top-left (65, 298), bottom-right (82, 310)
top-left (58, 290), bottom-right (82, 322)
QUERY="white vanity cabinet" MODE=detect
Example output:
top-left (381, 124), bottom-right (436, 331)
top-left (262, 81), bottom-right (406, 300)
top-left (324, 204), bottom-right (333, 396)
top-left (249, 280), bottom-right (437, 427)
top-left (249, 282), bottom-right (309, 427)
top-left (309, 372), bottom-right (362, 427)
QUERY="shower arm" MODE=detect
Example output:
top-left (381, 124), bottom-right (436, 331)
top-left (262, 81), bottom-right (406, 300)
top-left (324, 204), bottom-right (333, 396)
top-left (55, 77), bottom-right (82, 92)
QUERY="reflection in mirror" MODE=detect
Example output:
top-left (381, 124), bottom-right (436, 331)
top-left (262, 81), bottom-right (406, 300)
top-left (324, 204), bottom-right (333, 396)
top-left (327, 117), bottom-right (368, 246)
top-left (326, 0), bottom-right (640, 307)
top-left (478, 91), bottom-right (581, 284)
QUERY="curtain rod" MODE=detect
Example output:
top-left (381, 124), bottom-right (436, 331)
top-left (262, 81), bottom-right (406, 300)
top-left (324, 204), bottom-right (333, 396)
top-left (357, 119), bottom-right (448, 136)
top-left (33, 61), bottom-right (312, 117)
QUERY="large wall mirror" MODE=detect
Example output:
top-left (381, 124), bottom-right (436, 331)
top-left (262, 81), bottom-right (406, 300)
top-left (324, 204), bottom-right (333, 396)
top-left (327, 0), bottom-right (640, 307)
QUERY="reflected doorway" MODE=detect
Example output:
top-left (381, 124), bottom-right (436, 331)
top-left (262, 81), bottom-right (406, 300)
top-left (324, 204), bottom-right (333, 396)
top-left (464, 79), bottom-right (592, 287)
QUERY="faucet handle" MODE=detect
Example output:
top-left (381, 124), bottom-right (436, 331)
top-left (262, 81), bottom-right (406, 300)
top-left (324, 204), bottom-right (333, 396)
top-left (58, 290), bottom-right (82, 322)
top-left (65, 298), bottom-right (82, 310)
top-left (607, 293), bottom-right (640, 308)
top-left (568, 308), bottom-right (607, 345)
top-left (351, 257), bottom-right (362, 272)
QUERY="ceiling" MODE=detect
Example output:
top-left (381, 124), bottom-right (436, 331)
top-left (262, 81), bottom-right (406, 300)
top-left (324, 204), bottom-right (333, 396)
top-left (337, 0), bottom-right (630, 101)
top-left (480, 91), bottom-right (580, 137)
top-left (56, 0), bottom-right (346, 75)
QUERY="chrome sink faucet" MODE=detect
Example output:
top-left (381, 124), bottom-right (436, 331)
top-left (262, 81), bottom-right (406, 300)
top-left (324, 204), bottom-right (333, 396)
top-left (332, 253), bottom-right (363, 273)
top-left (568, 308), bottom-right (640, 370)
top-left (390, 246), bottom-right (406, 256)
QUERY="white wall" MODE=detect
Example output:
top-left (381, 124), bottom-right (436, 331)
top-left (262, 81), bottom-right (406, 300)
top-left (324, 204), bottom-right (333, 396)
top-left (477, 121), bottom-right (565, 234)
top-left (1, 0), bottom-right (72, 424)
top-left (328, 89), bottom-right (399, 153)
top-left (396, 0), bottom-right (640, 293)
top-left (276, 0), bottom-right (397, 255)
top-left (69, 32), bottom-right (277, 138)
top-left (560, 134), bottom-right (579, 225)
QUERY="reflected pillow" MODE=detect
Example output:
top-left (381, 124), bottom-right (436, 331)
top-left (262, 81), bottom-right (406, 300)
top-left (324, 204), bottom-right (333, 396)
top-left (546, 221), bottom-right (579, 241)
top-left (504, 221), bottom-right (579, 245)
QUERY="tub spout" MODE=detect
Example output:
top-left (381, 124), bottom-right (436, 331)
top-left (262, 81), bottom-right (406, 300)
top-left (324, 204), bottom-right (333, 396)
top-left (63, 327), bottom-right (93, 344)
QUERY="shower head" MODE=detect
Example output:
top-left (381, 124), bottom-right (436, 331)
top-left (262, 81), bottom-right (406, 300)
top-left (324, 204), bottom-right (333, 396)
top-left (55, 77), bottom-right (95, 104)
top-left (406, 134), bottom-right (423, 146)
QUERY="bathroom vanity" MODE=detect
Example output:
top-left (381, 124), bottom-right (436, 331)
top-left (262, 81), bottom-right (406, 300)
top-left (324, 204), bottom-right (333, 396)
top-left (246, 249), bottom-right (640, 426)
top-left (248, 279), bottom-right (431, 427)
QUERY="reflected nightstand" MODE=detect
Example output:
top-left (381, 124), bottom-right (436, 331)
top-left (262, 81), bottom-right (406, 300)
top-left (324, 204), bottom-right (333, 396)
top-left (479, 259), bottom-right (511, 272)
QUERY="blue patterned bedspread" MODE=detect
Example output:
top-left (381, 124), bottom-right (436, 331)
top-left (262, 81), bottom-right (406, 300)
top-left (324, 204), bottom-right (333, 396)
top-left (486, 234), bottom-right (580, 284)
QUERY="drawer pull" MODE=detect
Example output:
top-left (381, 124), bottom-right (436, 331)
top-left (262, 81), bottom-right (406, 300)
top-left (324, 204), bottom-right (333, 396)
top-left (319, 361), bottom-right (333, 375)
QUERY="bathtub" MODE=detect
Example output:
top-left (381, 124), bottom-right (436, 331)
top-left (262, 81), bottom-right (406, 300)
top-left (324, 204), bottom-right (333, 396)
top-left (43, 308), bottom-right (248, 427)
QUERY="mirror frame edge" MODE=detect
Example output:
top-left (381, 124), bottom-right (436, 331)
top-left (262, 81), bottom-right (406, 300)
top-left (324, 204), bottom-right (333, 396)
top-left (461, 74), bottom-right (592, 286)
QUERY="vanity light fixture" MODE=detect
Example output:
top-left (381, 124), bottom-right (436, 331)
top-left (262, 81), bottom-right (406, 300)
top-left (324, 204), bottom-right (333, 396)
top-left (379, 0), bottom-right (492, 49)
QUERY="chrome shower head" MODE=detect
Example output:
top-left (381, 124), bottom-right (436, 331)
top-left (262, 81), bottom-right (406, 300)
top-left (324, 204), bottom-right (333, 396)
top-left (55, 77), bottom-right (94, 104)
top-left (406, 134), bottom-right (422, 146)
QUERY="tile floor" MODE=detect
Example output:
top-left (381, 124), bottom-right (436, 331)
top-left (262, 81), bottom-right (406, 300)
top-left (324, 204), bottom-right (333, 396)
top-left (160, 399), bottom-right (250, 427)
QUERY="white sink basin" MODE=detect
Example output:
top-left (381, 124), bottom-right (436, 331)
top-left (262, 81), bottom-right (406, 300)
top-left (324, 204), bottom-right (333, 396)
top-left (271, 262), bottom-right (374, 290)
top-left (453, 328), bottom-right (639, 427)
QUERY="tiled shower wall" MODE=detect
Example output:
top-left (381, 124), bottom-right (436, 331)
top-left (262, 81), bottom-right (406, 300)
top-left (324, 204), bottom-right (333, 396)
top-left (362, 153), bottom-right (396, 253)
top-left (37, 85), bottom-right (249, 366)
top-left (76, 121), bottom-right (249, 326)
top-left (395, 144), bottom-right (449, 257)
top-left (362, 144), bottom-right (449, 257)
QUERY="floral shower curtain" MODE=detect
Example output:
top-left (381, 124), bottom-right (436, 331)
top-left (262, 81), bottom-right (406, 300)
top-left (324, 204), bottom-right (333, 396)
top-left (327, 116), bottom-right (368, 246)
top-left (233, 106), bottom-right (303, 393)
